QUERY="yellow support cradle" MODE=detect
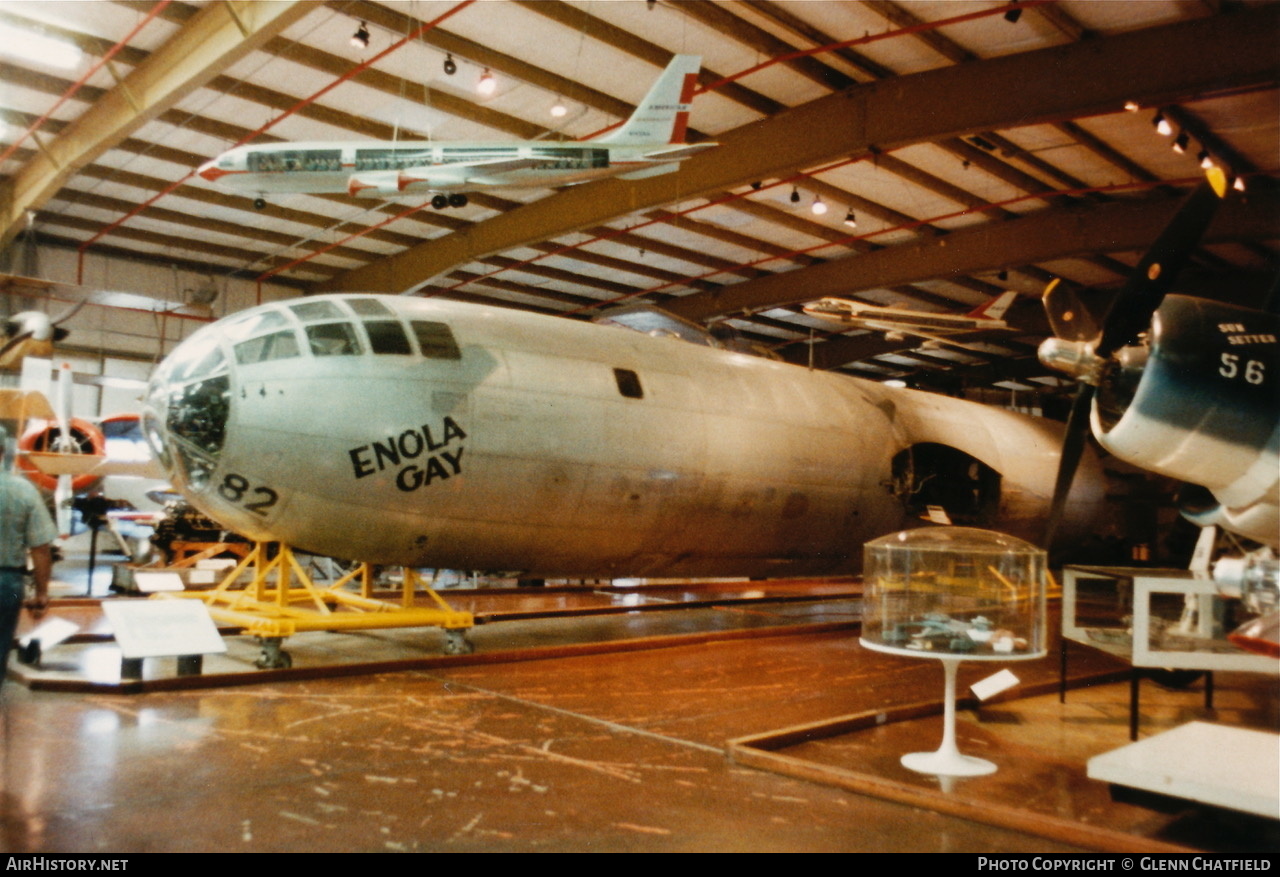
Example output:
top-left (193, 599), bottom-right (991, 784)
top-left (156, 542), bottom-right (475, 666)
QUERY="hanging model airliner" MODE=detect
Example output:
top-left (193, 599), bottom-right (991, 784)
top-left (137, 295), bottom-right (1104, 580)
top-left (196, 55), bottom-right (717, 210)
top-left (803, 291), bottom-right (1019, 349)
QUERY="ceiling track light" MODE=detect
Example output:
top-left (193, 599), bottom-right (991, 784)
top-left (350, 21), bottom-right (370, 49)
top-left (477, 68), bottom-right (496, 96)
top-left (843, 209), bottom-right (857, 229)
top-left (443, 54), bottom-right (457, 75)
top-left (1172, 131), bottom-right (1189, 154)
top-left (1153, 111), bottom-right (1172, 136)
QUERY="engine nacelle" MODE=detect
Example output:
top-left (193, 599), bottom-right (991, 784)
top-left (346, 172), bottom-right (402, 198)
top-left (1093, 295), bottom-right (1279, 543)
top-left (17, 417), bottom-right (106, 494)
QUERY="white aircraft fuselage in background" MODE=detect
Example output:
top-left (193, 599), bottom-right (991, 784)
top-left (804, 291), bottom-right (1018, 342)
top-left (141, 295), bottom-right (1103, 578)
top-left (197, 55), bottom-right (715, 201)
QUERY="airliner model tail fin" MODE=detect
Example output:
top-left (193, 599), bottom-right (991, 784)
top-left (598, 55), bottom-right (702, 146)
top-left (967, 290), bottom-right (1018, 321)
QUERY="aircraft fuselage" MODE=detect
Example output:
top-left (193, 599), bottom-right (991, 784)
top-left (143, 296), bottom-right (1098, 577)
top-left (197, 54), bottom-right (712, 201)
top-left (805, 305), bottom-right (1005, 334)
top-left (197, 140), bottom-right (669, 197)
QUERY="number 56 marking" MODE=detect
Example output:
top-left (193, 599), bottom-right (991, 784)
top-left (218, 472), bottom-right (280, 516)
top-left (1220, 353), bottom-right (1266, 385)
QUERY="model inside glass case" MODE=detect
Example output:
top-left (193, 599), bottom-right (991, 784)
top-left (860, 527), bottom-right (1049, 777)
top-left (861, 526), bottom-right (1047, 660)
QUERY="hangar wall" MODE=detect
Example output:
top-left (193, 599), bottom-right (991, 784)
top-left (6, 242), bottom-right (299, 419)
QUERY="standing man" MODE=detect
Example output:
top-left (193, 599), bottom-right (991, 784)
top-left (0, 443), bottom-right (58, 690)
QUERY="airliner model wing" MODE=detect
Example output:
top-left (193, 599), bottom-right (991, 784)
top-left (639, 143), bottom-right (718, 161)
top-left (396, 156), bottom-right (556, 190)
top-left (867, 324), bottom-right (1001, 353)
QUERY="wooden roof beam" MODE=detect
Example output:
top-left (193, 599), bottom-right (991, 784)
top-left (312, 6), bottom-right (1280, 296)
top-left (0, 1), bottom-right (310, 248)
top-left (666, 187), bottom-right (1280, 322)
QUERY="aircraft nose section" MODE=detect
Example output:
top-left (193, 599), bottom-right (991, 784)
top-left (196, 158), bottom-right (224, 183)
top-left (142, 328), bottom-right (232, 492)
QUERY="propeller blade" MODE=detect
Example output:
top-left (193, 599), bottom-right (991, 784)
top-left (1042, 278), bottom-right (1100, 342)
top-left (1263, 266), bottom-right (1280, 315)
top-left (1095, 169), bottom-right (1227, 358)
top-left (0, 329), bottom-right (35, 363)
top-left (49, 296), bottom-right (88, 328)
top-left (1044, 384), bottom-right (1096, 550)
top-left (54, 472), bottom-right (74, 537)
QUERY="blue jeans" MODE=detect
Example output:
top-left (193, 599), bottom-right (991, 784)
top-left (0, 570), bottom-right (24, 688)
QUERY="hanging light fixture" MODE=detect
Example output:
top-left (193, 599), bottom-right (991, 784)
top-left (1233, 175), bottom-right (1246, 192)
top-left (1003, 3), bottom-right (1023, 24)
top-left (443, 54), bottom-right (457, 75)
top-left (843, 209), bottom-right (857, 229)
top-left (550, 97), bottom-right (567, 118)
top-left (350, 21), bottom-right (370, 49)
top-left (1153, 111), bottom-right (1172, 136)
top-left (811, 196), bottom-right (828, 216)
top-left (790, 187), bottom-right (800, 204)
top-left (1123, 100), bottom-right (1141, 113)
top-left (1172, 131), bottom-right (1190, 154)
top-left (477, 68), bottom-right (496, 96)
top-left (1198, 149), bottom-right (1215, 170)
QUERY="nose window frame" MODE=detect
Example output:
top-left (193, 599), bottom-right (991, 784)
top-left (305, 321), bottom-right (362, 357)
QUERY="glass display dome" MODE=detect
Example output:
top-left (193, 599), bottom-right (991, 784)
top-left (861, 526), bottom-right (1048, 660)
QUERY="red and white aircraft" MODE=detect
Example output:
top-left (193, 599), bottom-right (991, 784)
top-left (196, 55), bottom-right (715, 209)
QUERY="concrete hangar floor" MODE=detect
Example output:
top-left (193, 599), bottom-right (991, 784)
top-left (1, 538), bottom-right (1277, 854)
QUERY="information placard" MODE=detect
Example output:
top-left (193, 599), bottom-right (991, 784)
top-left (101, 599), bottom-right (226, 659)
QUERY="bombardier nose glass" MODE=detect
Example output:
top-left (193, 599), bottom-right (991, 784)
top-left (145, 329), bottom-right (231, 490)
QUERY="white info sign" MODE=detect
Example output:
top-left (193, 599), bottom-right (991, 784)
top-left (101, 599), bottom-right (227, 659)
